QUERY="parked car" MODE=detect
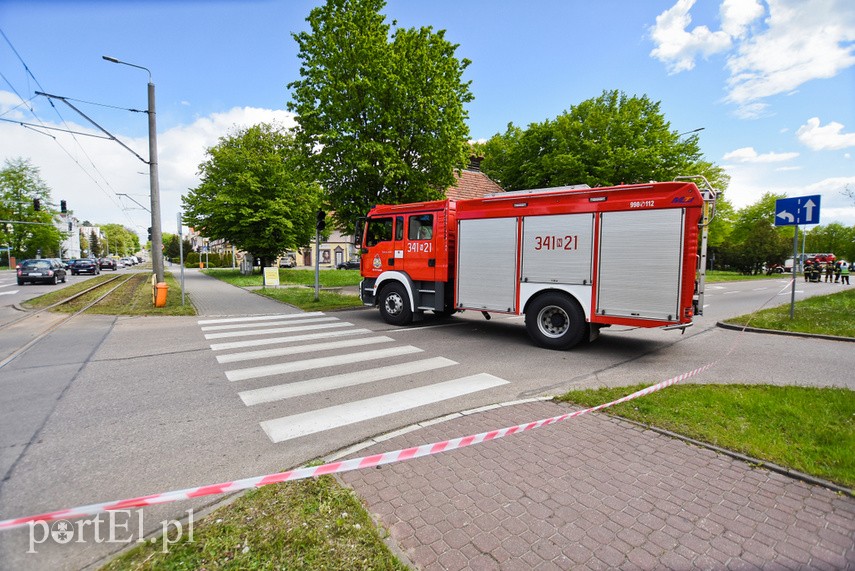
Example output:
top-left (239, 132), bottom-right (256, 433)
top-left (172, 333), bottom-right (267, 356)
top-left (99, 257), bottom-right (117, 271)
top-left (279, 255), bottom-right (296, 268)
top-left (17, 259), bottom-right (67, 285)
top-left (336, 259), bottom-right (360, 270)
top-left (71, 259), bottom-right (100, 275)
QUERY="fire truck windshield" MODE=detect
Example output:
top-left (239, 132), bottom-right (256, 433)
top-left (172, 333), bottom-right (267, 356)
top-left (365, 217), bottom-right (393, 246)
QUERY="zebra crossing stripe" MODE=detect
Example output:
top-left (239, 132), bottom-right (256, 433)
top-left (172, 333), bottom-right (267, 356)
top-left (197, 312), bottom-right (323, 325)
top-left (238, 357), bottom-right (459, 406)
top-left (259, 373), bottom-right (510, 443)
top-left (225, 346), bottom-right (423, 382)
top-left (202, 316), bottom-right (338, 332)
top-left (216, 336), bottom-right (395, 364)
top-left (210, 327), bottom-right (366, 351)
top-left (204, 320), bottom-right (345, 340)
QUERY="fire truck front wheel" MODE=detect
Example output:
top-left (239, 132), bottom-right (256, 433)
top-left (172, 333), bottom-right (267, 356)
top-left (378, 283), bottom-right (413, 326)
top-left (525, 293), bottom-right (587, 350)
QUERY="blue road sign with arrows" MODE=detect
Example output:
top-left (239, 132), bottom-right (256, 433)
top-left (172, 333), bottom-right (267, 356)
top-left (775, 195), bottom-right (821, 226)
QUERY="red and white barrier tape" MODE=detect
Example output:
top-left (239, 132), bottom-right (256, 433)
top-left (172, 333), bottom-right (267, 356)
top-left (0, 362), bottom-right (715, 531)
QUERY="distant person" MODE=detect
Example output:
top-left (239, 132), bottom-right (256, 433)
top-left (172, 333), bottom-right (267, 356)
top-left (840, 263), bottom-right (850, 285)
top-left (825, 263), bottom-right (834, 283)
top-left (834, 262), bottom-right (841, 283)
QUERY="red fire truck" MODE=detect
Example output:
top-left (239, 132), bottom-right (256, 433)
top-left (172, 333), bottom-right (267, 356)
top-left (356, 178), bottom-right (717, 349)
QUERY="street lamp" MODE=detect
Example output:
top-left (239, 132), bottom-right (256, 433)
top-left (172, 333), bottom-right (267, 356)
top-left (102, 55), bottom-right (164, 284)
top-left (677, 127), bottom-right (705, 138)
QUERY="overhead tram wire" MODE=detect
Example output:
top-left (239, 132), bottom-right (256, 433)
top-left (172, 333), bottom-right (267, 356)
top-left (1, 26), bottom-right (140, 228)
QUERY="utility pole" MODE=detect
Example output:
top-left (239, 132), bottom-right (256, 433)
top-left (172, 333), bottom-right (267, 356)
top-left (103, 56), bottom-right (164, 284)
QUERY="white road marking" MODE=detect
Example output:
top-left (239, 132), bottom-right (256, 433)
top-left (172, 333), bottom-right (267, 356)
top-left (259, 373), bottom-right (509, 443)
top-left (216, 336), bottom-right (394, 364)
top-left (0, 290), bottom-right (20, 296)
top-left (210, 327), bottom-right (366, 351)
top-left (225, 345), bottom-right (423, 382)
top-left (201, 316), bottom-right (337, 331)
top-left (198, 312), bottom-right (324, 325)
top-left (238, 357), bottom-right (458, 406)
top-left (204, 320), bottom-right (346, 340)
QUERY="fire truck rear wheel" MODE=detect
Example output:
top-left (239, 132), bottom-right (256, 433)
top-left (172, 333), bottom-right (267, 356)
top-left (525, 293), bottom-right (586, 350)
top-left (379, 283), bottom-right (413, 326)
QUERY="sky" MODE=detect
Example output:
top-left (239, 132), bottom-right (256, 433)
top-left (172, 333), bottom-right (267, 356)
top-left (1, 0), bottom-right (854, 244)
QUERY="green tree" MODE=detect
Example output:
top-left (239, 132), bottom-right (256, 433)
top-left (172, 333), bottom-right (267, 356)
top-left (481, 90), bottom-right (728, 192)
top-left (89, 230), bottom-right (101, 258)
top-left (0, 158), bottom-right (63, 259)
top-left (100, 223), bottom-right (140, 256)
top-left (805, 223), bottom-right (855, 261)
top-left (182, 124), bottom-right (323, 267)
top-left (288, 0), bottom-right (474, 229)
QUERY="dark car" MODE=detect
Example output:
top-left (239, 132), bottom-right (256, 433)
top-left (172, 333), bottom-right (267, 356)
top-left (336, 259), bottom-right (360, 270)
top-left (99, 257), bottom-right (117, 271)
top-left (17, 259), bottom-right (67, 285)
top-left (71, 259), bottom-right (100, 275)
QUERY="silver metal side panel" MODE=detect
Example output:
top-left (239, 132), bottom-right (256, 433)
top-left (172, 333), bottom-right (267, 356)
top-left (596, 209), bottom-right (684, 321)
top-left (522, 213), bottom-right (594, 285)
top-left (457, 217), bottom-right (518, 312)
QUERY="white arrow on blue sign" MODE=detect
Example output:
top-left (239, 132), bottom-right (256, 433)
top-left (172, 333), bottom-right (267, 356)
top-left (774, 195), bottom-right (821, 226)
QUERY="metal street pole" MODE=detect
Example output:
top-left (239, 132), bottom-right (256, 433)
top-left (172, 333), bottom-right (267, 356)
top-left (103, 56), bottom-right (164, 284)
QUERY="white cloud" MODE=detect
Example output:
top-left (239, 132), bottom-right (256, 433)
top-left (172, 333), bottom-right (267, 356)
top-left (649, 0), bottom-right (734, 74)
top-left (720, 0), bottom-right (766, 38)
top-left (722, 146), bottom-right (799, 163)
top-left (0, 97), bottom-right (296, 240)
top-left (650, 0), bottom-right (855, 116)
top-left (796, 117), bottom-right (855, 150)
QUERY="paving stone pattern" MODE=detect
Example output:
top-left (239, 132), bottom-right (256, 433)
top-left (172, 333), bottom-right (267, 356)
top-left (342, 401), bottom-right (855, 570)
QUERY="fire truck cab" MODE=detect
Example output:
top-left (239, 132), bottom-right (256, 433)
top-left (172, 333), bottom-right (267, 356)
top-left (357, 179), bottom-right (716, 350)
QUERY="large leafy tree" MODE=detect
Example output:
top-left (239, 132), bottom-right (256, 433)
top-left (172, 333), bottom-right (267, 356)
top-left (182, 124), bottom-right (323, 266)
top-left (288, 0), bottom-right (474, 229)
top-left (100, 223), bottom-right (140, 256)
top-left (481, 90), bottom-right (728, 192)
top-left (0, 158), bottom-right (63, 259)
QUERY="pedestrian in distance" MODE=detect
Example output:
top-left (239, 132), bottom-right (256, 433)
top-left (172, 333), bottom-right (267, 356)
top-left (841, 262), bottom-right (850, 285)
top-left (834, 262), bottom-right (841, 283)
top-left (825, 263), bottom-right (834, 283)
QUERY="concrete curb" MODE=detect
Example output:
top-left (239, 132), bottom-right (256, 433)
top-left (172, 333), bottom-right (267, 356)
top-left (716, 321), bottom-right (855, 343)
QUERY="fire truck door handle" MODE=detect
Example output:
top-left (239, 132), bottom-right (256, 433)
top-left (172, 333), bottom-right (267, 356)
top-left (428, 259), bottom-right (436, 267)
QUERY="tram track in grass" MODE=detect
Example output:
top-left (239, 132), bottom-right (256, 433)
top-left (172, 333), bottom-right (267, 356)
top-left (1, 274), bottom-right (138, 369)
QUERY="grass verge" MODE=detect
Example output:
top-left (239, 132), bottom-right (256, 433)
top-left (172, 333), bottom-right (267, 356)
top-left (22, 272), bottom-right (196, 316)
top-left (556, 384), bottom-right (855, 488)
top-left (255, 287), bottom-right (364, 311)
top-left (202, 268), bottom-right (362, 288)
top-left (203, 268), bottom-right (364, 311)
top-left (724, 288), bottom-right (855, 337)
top-left (705, 270), bottom-right (786, 282)
top-left (100, 476), bottom-right (407, 571)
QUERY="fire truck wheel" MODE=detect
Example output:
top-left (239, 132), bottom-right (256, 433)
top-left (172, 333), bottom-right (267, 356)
top-left (525, 293), bottom-right (586, 350)
top-left (379, 283), bottom-right (413, 325)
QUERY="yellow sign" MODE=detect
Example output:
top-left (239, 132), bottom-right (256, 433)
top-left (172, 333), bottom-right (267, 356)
top-left (263, 266), bottom-right (280, 287)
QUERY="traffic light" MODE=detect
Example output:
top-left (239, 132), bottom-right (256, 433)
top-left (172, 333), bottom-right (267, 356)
top-left (147, 227), bottom-right (152, 241)
top-left (316, 209), bottom-right (326, 232)
top-left (60, 200), bottom-right (67, 213)
top-left (33, 198), bottom-right (40, 211)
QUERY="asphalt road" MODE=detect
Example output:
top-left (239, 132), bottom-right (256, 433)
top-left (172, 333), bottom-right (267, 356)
top-left (0, 270), bottom-right (851, 570)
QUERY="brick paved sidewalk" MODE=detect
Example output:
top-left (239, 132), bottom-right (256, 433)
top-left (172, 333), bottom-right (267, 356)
top-left (174, 266), bottom-right (302, 316)
top-left (341, 400), bottom-right (855, 570)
